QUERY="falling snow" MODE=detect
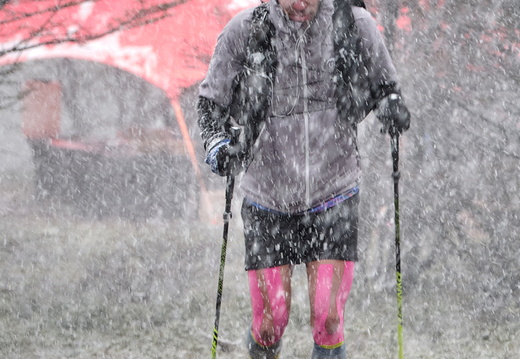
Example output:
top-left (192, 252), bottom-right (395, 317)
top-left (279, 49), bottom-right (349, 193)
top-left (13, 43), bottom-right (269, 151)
top-left (0, 1), bottom-right (519, 358)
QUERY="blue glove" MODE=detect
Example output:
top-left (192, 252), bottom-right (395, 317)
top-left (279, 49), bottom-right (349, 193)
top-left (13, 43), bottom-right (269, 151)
top-left (205, 139), bottom-right (246, 177)
top-left (376, 93), bottom-right (411, 134)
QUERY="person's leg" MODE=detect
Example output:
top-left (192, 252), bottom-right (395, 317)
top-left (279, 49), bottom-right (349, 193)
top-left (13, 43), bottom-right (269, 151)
top-left (307, 260), bottom-right (355, 358)
top-left (247, 265), bottom-right (293, 359)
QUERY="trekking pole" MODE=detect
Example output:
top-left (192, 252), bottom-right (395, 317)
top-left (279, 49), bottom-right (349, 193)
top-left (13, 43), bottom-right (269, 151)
top-left (390, 127), bottom-right (404, 359)
top-left (211, 127), bottom-right (240, 359)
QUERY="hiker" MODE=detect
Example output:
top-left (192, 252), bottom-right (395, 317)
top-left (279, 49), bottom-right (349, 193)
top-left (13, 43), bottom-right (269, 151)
top-left (197, 0), bottom-right (410, 358)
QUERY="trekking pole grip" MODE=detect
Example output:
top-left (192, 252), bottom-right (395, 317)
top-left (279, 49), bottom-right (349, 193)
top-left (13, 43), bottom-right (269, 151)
top-left (229, 126), bottom-right (241, 146)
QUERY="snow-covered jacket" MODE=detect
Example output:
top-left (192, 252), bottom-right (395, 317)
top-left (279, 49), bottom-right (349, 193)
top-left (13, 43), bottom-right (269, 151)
top-left (198, 0), bottom-right (399, 213)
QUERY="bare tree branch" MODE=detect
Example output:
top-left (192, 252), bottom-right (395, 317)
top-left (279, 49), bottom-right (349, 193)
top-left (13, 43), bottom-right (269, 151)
top-left (0, 0), bottom-right (191, 57)
top-left (0, 0), bottom-right (100, 25)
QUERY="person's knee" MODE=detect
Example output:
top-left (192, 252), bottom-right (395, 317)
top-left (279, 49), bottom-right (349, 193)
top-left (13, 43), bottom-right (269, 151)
top-left (324, 313), bottom-right (341, 335)
top-left (312, 306), bottom-right (343, 346)
top-left (253, 312), bottom-right (288, 346)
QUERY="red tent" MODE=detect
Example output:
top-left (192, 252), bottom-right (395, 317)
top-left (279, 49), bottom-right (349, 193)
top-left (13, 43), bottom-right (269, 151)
top-left (0, 0), bottom-right (257, 220)
top-left (1, 0), bottom-right (256, 99)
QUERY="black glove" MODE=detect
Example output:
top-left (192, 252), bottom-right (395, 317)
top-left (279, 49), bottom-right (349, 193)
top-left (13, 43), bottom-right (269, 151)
top-left (376, 93), bottom-right (411, 134)
top-left (205, 138), bottom-right (247, 177)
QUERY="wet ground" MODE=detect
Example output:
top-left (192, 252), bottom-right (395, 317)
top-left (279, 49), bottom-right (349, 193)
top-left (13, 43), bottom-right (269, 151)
top-left (0, 174), bottom-right (518, 359)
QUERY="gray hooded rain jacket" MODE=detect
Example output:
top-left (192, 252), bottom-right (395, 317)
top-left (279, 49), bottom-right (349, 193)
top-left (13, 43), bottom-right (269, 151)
top-left (199, 0), bottom-right (398, 214)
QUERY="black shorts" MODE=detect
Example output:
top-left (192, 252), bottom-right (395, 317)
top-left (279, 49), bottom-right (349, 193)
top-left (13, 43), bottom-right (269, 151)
top-left (241, 194), bottom-right (359, 271)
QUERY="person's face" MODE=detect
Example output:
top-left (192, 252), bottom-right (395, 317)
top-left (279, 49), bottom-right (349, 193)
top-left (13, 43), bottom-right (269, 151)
top-left (278, 0), bottom-right (321, 22)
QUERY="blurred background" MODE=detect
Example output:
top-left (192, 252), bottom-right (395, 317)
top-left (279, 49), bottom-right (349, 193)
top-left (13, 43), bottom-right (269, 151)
top-left (0, 1), bottom-right (518, 358)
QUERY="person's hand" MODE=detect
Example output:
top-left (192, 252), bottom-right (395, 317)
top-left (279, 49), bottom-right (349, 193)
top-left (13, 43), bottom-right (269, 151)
top-left (205, 139), bottom-right (247, 177)
top-left (376, 93), bottom-right (411, 135)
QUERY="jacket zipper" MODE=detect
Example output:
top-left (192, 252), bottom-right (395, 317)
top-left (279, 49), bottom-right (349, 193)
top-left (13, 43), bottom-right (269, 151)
top-left (299, 38), bottom-right (311, 207)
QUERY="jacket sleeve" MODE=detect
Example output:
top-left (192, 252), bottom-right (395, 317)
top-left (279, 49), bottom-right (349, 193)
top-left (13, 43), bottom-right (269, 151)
top-left (353, 7), bottom-right (401, 99)
top-left (197, 10), bottom-right (251, 151)
top-left (197, 96), bottom-right (230, 151)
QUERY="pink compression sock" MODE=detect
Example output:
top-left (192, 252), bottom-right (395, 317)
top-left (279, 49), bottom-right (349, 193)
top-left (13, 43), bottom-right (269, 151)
top-left (248, 267), bottom-right (289, 347)
top-left (312, 261), bottom-right (355, 348)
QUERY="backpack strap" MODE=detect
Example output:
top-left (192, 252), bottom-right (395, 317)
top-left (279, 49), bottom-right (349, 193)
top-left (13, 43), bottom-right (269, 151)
top-left (333, 0), bottom-right (374, 124)
top-left (230, 3), bottom-right (277, 157)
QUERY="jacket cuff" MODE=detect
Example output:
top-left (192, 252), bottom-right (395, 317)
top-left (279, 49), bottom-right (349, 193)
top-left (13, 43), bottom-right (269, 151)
top-left (206, 134), bottom-right (229, 154)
